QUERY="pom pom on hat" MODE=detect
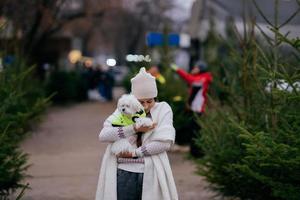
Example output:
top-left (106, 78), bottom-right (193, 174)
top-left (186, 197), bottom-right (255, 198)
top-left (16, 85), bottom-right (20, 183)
top-left (131, 67), bottom-right (158, 99)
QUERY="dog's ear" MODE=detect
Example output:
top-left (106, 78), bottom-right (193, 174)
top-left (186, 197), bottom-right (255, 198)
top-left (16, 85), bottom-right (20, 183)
top-left (117, 95), bottom-right (126, 111)
top-left (117, 98), bottom-right (122, 112)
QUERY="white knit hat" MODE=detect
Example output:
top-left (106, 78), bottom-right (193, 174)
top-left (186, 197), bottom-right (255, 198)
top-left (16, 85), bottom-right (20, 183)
top-left (131, 67), bottom-right (158, 99)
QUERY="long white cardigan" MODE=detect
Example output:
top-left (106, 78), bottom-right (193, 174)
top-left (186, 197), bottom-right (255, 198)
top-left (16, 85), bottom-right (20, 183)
top-left (95, 102), bottom-right (178, 200)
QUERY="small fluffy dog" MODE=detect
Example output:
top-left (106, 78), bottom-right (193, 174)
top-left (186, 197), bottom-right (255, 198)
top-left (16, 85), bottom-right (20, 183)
top-left (111, 94), bottom-right (153, 155)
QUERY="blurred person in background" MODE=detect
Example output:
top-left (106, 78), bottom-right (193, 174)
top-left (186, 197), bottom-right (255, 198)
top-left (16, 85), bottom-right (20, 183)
top-left (98, 65), bottom-right (115, 101)
top-left (103, 66), bottom-right (115, 101)
top-left (171, 61), bottom-right (212, 157)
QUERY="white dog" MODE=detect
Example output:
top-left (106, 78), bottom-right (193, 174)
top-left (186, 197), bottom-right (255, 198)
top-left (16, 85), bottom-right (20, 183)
top-left (111, 94), bottom-right (153, 155)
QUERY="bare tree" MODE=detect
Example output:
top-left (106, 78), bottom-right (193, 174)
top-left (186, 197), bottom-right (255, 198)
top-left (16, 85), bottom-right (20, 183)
top-left (0, 0), bottom-right (108, 58)
top-left (95, 0), bottom-right (176, 64)
top-left (1, 0), bottom-right (178, 66)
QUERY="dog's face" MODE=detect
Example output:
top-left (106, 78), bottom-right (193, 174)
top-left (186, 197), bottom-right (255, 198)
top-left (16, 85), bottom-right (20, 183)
top-left (117, 94), bottom-right (144, 116)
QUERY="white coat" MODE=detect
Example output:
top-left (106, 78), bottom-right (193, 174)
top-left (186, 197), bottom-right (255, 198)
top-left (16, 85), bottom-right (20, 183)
top-left (95, 102), bottom-right (178, 200)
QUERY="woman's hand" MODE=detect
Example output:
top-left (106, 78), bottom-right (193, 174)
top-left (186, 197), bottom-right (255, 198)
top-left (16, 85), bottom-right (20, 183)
top-left (117, 151), bottom-right (133, 158)
top-left (170, 63), bottom-right (178, 71)
top-left (133, 123), bottom-right (157, 133)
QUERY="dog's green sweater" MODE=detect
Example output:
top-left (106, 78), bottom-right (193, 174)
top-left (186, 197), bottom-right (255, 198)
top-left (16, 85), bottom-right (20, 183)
top-left (111, 110), bottom-right (146, 126)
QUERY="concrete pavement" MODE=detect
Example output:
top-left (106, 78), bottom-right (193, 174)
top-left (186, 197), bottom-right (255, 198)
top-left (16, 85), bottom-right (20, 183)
top-left (19, 88), bottom-right (217, 200)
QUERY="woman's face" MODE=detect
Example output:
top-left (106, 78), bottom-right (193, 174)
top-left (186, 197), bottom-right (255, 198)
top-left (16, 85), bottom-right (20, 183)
top-left (191, 66), bottom-right (200, 74)
top-left (138, 98), bottom-right (155, 113)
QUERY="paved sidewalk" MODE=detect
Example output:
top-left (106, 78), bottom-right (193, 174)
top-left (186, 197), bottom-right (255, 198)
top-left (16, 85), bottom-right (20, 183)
top-left (20, 88), bottom-right (217, 200)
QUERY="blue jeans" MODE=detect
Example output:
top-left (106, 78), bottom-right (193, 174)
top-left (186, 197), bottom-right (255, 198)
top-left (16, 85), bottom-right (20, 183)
top-left (117, 169), bottom-right (143, 200)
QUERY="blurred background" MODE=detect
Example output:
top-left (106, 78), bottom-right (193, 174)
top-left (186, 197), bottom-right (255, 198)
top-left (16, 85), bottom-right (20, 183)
top-left (1, 0), bottom-right (300, 200)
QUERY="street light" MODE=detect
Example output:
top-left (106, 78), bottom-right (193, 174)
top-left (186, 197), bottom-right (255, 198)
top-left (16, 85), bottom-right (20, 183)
top-left (125, 54), bottom-right (151, 62)
top-left (68, 50), bottom-right (82, 64)
top-left (126, 54), bottom-right (134, 62)
top-left (106, 58), bottom-right (116, 67)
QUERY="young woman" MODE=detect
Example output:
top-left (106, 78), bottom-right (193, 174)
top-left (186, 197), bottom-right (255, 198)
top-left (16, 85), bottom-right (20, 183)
top-left (96, 67), bottom-right (178, 200)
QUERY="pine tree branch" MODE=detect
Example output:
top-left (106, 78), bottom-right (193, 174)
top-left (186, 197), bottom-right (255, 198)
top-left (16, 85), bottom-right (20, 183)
top-left (292, 52), bottom-right (300, 62)
top-left (231, 22), bottom-right (243, 47)
top-left (255, 23), bottom-right (274, 46)
top-left (270, 27), bottom-right (290, 46)
top-left (252, 0), bottom-right (273, 26)
top-left (276, 64), bottom-right (299, 95)
top-left (278, 7), bottom-right (300, 29)
top-left (254, 42), bottom-right (272, 73)
top-left (242, 0), bottom-right (247, 43)
top-left (15, 183), bottom-right (29, 200)
top-left (271, 29), bottom-right (300, 51)
top-left (256, 63), bottom-right (271, 80)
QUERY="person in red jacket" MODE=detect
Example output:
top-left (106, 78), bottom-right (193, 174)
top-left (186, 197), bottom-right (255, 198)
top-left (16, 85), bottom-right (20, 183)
top-left (171, 61), bottom-right (213, 157)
